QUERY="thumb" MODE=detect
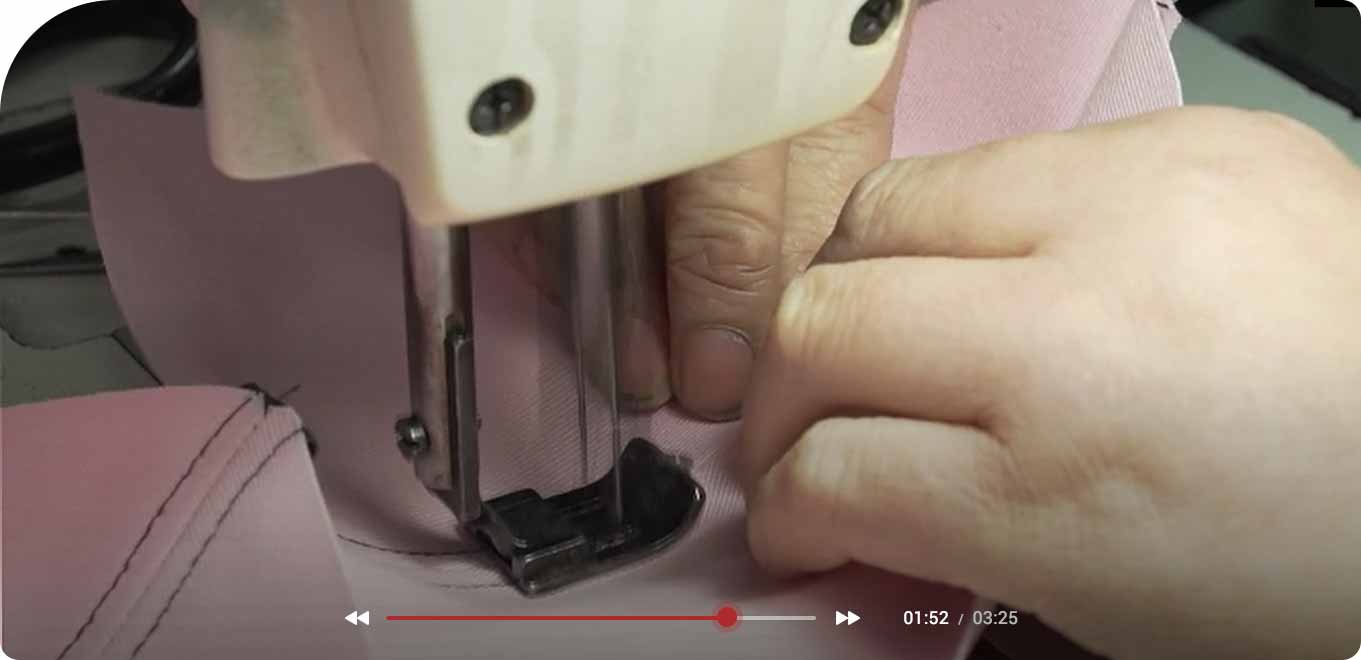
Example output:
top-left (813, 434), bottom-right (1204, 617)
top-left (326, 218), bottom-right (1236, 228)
top-left (664, 142), bottom-right (789, 420)
top-left (745, 415), bottom-right (1025, 601)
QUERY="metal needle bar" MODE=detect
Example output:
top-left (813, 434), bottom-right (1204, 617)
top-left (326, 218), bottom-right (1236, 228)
top-left (398, 215), bottom-right (482, 523)
top-left (563, 194), bottom-right (625, 526)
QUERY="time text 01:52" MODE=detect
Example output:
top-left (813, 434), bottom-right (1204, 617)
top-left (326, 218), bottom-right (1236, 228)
top-left (903, 610), bottom-right (1021, 626)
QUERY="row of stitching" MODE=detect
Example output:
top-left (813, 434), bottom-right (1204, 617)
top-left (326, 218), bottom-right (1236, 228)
top-left (80, 396), bottom-right (290, 660)
top-left (94, 397), bottom-right (286, 659)
top-left (337, 533), bottom-right (481, 557)
top-left (127, 424), bottom-right (308, 659)
top-left (56, 392), bottom-right (259, 660)
top-left (336, 533), bottom-right (508, 590)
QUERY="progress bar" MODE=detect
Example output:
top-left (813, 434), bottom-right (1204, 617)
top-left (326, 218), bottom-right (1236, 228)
top-left (386, 615), bottom-right (817, 622)
top-left (387, 616), bottom-right (717, 621)
top-left (384, 604), bottom-right (815, 630)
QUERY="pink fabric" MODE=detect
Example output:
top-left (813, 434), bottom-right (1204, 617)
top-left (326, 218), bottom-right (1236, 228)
top-left (4, 2), bottom-right (1184, 658)
top-left (893, 0), bottom-right (1180, 156)
top-left (2, 387), bottom-right (367, 660)
top-left (68, 89), bottom-right (981, 660)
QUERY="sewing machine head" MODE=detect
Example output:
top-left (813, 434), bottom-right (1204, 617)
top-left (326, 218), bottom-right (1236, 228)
top-left (186, 0), bottom-right (906, 224)
top-left (182, 0), bottom-right (908, 595)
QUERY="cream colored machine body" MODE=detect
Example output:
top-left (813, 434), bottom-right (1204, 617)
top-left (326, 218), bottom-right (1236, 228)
top-left (183, 0), bottom-right (907, 594)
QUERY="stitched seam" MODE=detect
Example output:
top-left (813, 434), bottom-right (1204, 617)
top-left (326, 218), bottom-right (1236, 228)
top-left (56, 392), bottom-right (259, 660)
top-left (336, 536), bottom-right (507, 591)
top-left (433, 582), bottom-right (508, 591)
top-left (97, 401), bottom-right (280, 658)
top-left (128, 426), bottom-right (306, 659)
top-left (337, 533), bottom-right (479, 557)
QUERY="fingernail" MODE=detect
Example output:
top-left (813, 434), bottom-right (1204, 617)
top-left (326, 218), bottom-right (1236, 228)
top-left (677, 325), bottom-right (753, 421)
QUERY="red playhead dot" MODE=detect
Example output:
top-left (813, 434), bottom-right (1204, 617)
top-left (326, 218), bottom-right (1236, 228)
top-left (713, 603), bottom-right (741, 631)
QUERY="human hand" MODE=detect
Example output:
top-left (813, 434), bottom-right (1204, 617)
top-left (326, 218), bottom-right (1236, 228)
top-left (657, 30), bottom-right (906, 419)
top-left (487, 29), bottom-right (909, 419)
top-left (739, 107), bottom-right (1361, 660)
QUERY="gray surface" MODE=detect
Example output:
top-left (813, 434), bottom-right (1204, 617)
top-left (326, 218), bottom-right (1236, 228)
top-left (0, 326), bottom-right (157, 406)
top-left (2, 21), bottom-right (1358, 406)
top-left (0, 273), bottom-right (126, 348)
top-left (1172, 22), bottom-right (1361, 163)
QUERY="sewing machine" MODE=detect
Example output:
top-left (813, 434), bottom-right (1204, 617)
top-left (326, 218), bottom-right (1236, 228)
top-left (182, 0), bottom-right (907, 595)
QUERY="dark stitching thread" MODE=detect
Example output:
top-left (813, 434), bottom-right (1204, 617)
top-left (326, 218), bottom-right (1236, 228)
top-left (129, 426), bottom-right (307, 659)
top-left (108, 331), bottom-right (163, 386)
top-left (336, 533), bottom-right (507, 592)
top-left (56, 393), bottom-right (259, 660)
top-left (238, 383), bottom-right (317, 455)
top-left (277, 383), bottom-right (302, 401)
top-left (433, 582), bottom-right (509, 591)
top-left (239, 383), bottom-right (291, 411)
top-left (337, 533), bottom-right (480, 557)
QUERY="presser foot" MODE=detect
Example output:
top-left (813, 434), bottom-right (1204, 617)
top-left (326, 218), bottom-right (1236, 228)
top-left (466, 437), bottom-right (704, 596)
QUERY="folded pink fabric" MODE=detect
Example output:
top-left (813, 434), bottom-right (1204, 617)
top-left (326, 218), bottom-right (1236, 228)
top-left (894, 0), bottom-right (1179, 155)
top-left (4, 2), bottom-right (1184, 658)
top-left (2, 387), bottom-right (368, 660)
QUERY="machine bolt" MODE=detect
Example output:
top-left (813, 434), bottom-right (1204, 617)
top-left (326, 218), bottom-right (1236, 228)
top-left (468, 78), bottom-right (534, 136)
top-left (849, 0), bottom-right (903, 46)
top-left (395, 416), bottom-right (430, 458)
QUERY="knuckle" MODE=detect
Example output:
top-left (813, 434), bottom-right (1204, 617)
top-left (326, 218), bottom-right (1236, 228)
top-left (1240, 112), bottom-right (1346, 168)
top-left (842, 162), bottom-right (887, 222)
top-left (667, 204), bottom-right (779, 297)
top-left (839, 160), bottom-right (913, 245)
top-left (795, 113), bottom-right (881, 159)
top-left (769, 274), bottom-right (814, 361)
top-left (1234, 109), bottom-right (1327, 145)
top-left (1151, 108), bottom-right (1336, 200)
top-left (1164, 105), bottom-right (1248, 128)
top-left (769, 264), bottom-right (847, 367)
top-left (1171, 107), bottom-right (1334, 159)
top-left (1161, 105), bottom-right (1260, 134)
top-left (795, 82), bottom-right (895, 155)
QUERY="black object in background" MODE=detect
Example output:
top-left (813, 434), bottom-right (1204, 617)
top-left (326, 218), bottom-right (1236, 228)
top-left (1180, 0), bottom-right (1361, 117)
top-left (0, 0), bottom-right (201, 195)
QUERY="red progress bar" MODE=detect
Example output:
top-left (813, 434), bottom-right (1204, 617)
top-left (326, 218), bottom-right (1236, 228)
top-left (388, 616), bottom-right (715, 621)
top-left (388, 603), bottom-right (743, 630)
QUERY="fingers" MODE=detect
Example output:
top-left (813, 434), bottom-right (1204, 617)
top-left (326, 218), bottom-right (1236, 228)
top-left (661, 28), bottom-right (905, 419)
top-left (815, 131), bottom-right (1084, 264)
top-left (738, 256), bottom-right (1043, 492)
top-left (746, 416), bottom-right (1017, 595)
top-left (781, 27), bottom-right (909, 283)
top-left (664, 141), bottom-right (789, 420)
